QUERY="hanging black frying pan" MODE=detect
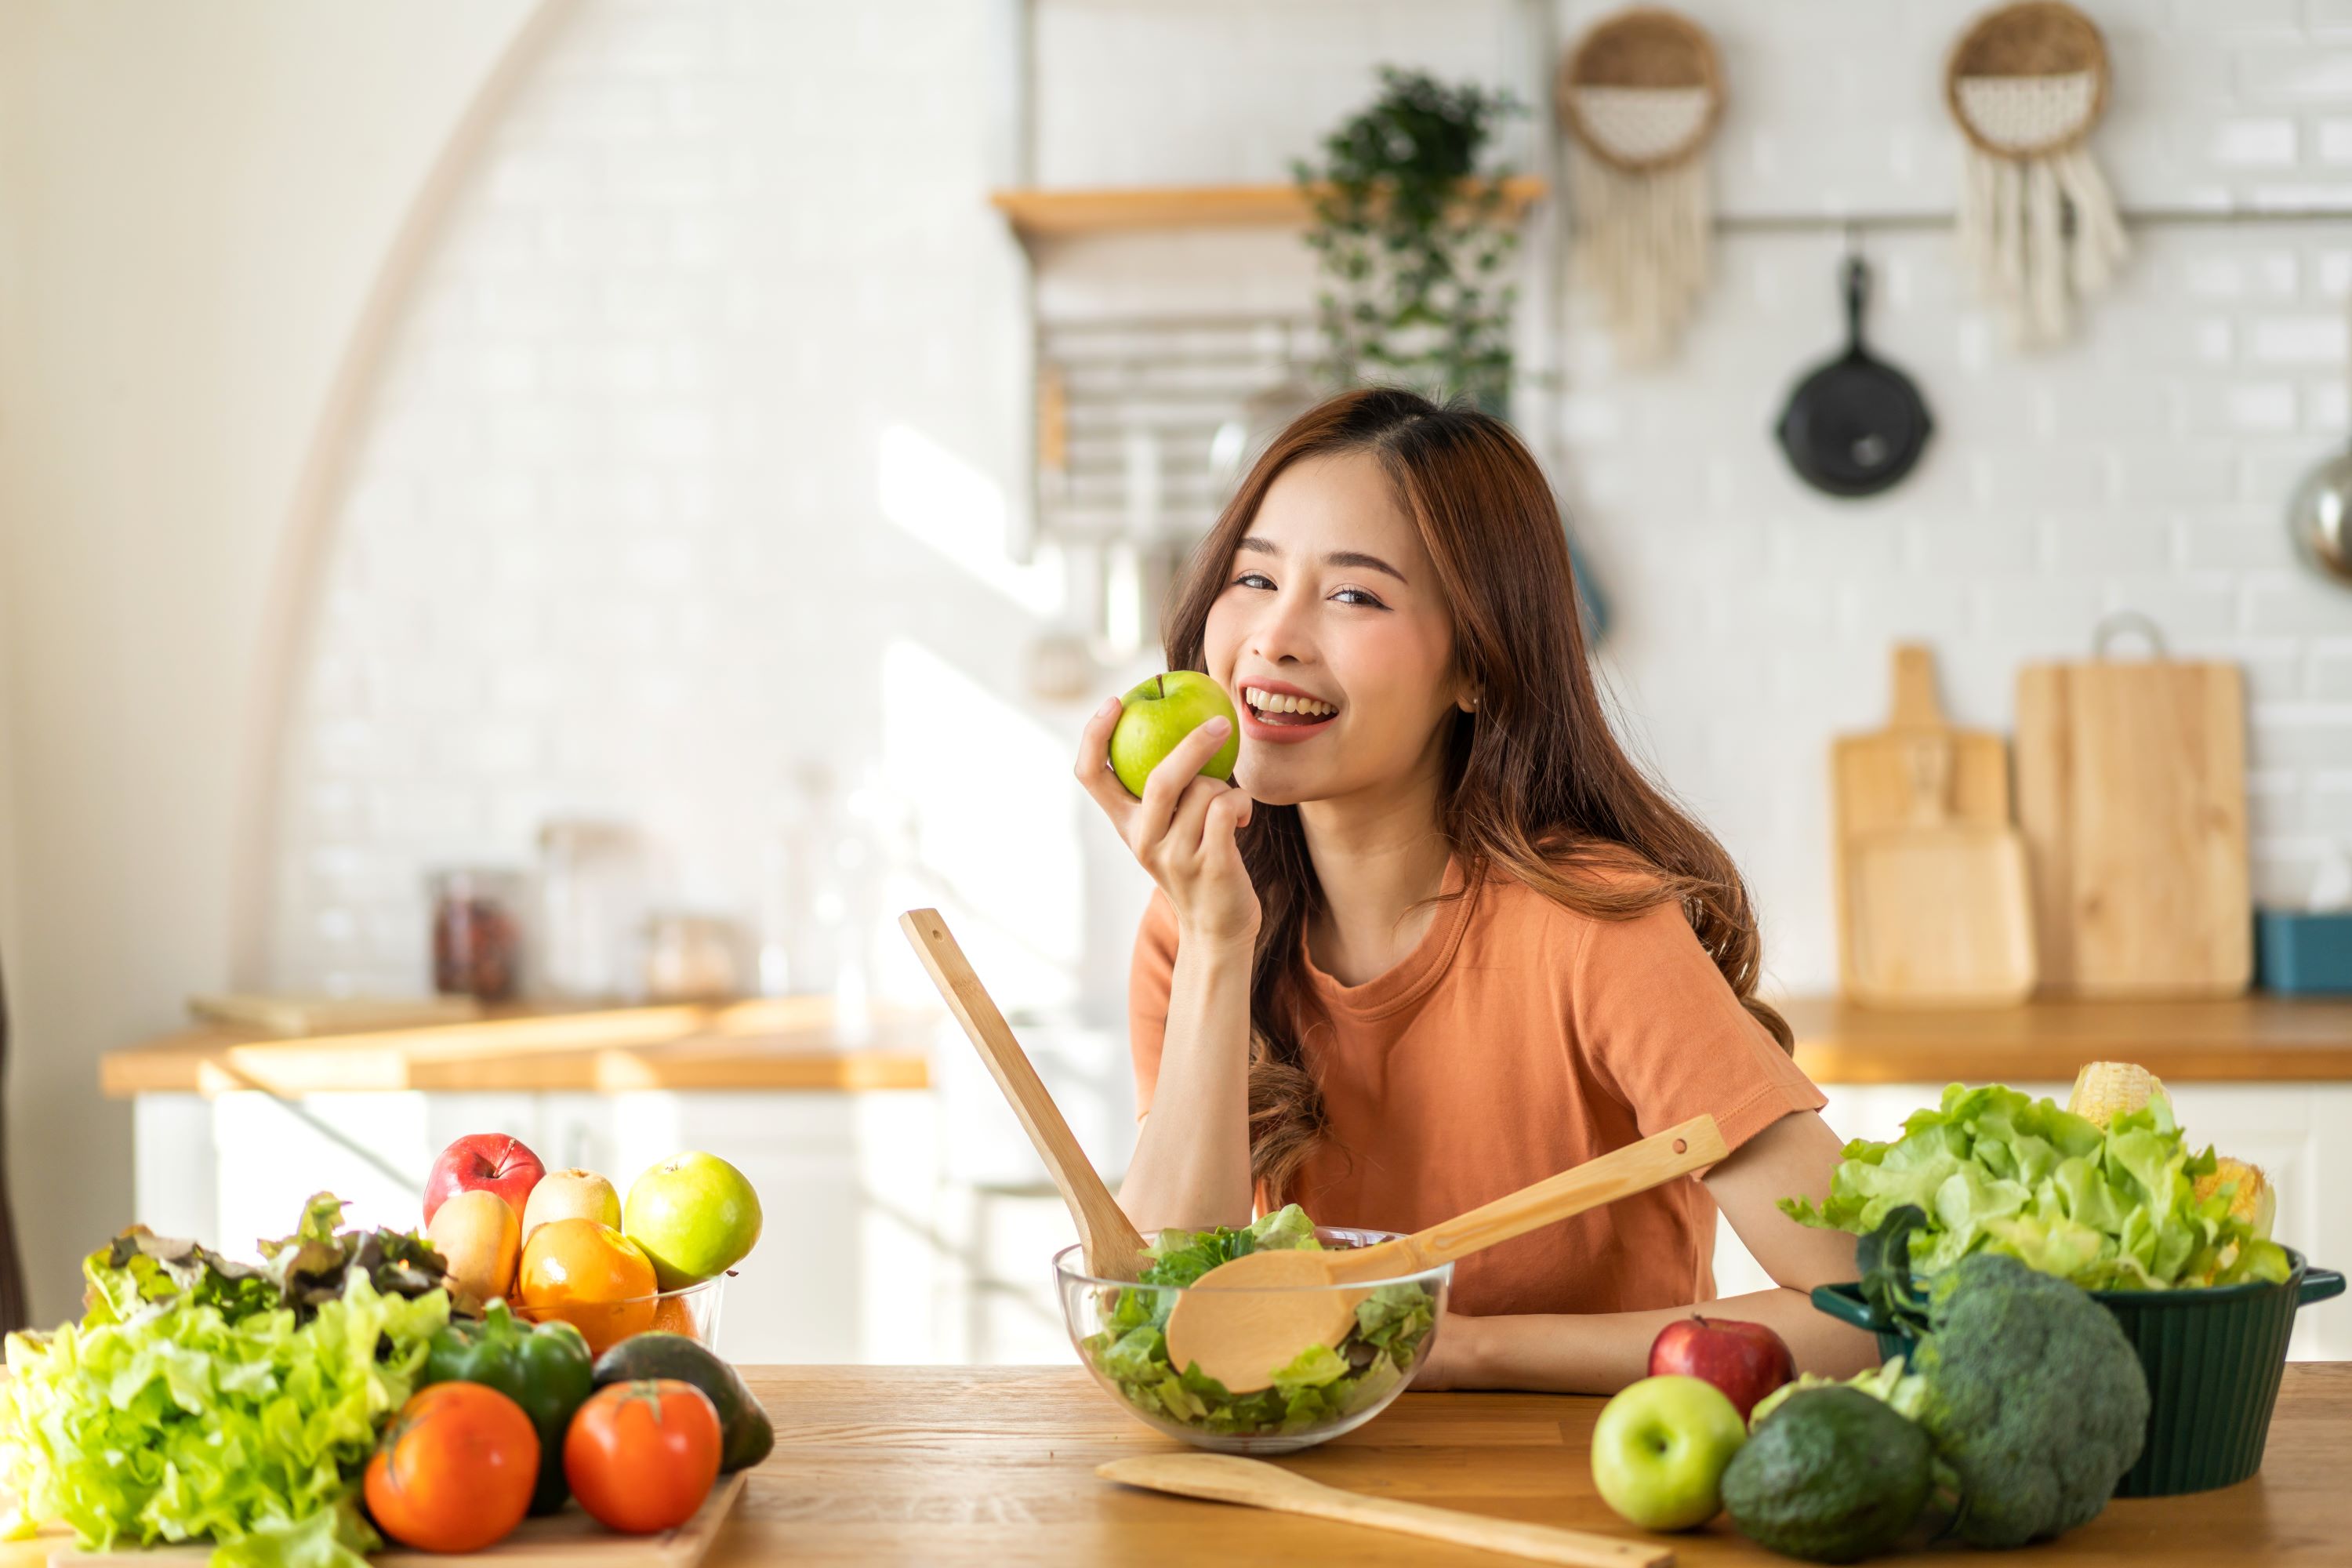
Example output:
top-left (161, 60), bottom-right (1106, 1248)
top-left (1775, 255), bottom-right (1932, 498)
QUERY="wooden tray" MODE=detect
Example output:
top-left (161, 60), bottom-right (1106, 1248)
top-left (53, 1474), bottom-right (747, 1568)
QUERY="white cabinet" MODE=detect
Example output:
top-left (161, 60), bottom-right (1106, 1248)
top-left (131, 1087), bottom-right (949, 1366)
top-left (1712, 1083), bottom-right (2351, 1360)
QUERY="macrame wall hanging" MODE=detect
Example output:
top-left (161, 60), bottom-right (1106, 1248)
top-left (1946, 1), bottom-right (2129, 349)
top-left (1558, 8), bottom-right (1725, 367)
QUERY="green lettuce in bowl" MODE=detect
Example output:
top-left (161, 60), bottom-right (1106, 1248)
top-left (1780, 1082), bottom-right (2289, 1290)
top-left (1057, 1205), bottom-right (1445, 1454)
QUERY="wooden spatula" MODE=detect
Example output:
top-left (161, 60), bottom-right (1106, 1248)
top-left (899, 909), bottom-right (1150, 1281)
top-left (1163, 1115), bottom-right (1725, 1394)
top-left (1098, 1454), bottom-right (1671, 1567)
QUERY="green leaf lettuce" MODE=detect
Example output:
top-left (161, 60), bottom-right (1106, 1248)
top-left (2, 1272), bottom-right (448, 1567)
top-left (1079, 1206), bottom-right (1436, 1439)
top-left (1781, 1083), bottom-right (2290, 1290)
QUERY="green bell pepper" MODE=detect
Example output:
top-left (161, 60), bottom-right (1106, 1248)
top-left (420, 1299), bottom-right (596, 1515)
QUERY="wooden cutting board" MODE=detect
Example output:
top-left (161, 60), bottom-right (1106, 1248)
top-left (53, 1474), bottom-right (747, 1568)
top-left (2015, 630), bottom-right (2251, 997)
top-left (1832, 644), bottom-right (2030, 1004)
top-left (186, 993), bottom-right (483, 1036)
top-left (1842, 734), bottom-right (2038, 1006)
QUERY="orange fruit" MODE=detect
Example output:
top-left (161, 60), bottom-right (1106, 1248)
top-left (650, 1294), bottom-right (699, 1340)
top-left (516, 1218), bottom-right (657, 1355)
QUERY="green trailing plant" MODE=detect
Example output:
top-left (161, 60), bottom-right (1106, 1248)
top-left (1293, 67), bottom-right (1523, 412)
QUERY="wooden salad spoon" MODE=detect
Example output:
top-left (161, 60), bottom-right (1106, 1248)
top-left (1163, 1115), bottom-right (1726, 1394)
top-left (899, 909), bottom-right (1150, 1281)
top-left (1098, 1454), bottom-right (1672, 1567)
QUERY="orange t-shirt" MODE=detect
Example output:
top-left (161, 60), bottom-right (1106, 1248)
top-left (1127, 856), bottom-right (1826, 1319)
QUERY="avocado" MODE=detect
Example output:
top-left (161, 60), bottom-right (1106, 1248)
top-left (593, 1332), bottom-right (775, 1471)
top-left (1722, 1387), bottom-right (1932, 1563)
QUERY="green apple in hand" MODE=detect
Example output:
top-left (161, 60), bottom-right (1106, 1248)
top-left (623, 1152), bottom-right (764, 1290)
top-left (1109, 672), bottom-right (1240, 797)
top-left (1590, 1374), bottom-right (1749, 1532)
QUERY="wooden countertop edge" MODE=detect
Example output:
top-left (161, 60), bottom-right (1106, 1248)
top-left (1779, 993), bottom-right (2352, 1083)
top-left (100, 997), bottom-right (940, 1098)
top-left (102, 993), bottom-right (2352, 1098)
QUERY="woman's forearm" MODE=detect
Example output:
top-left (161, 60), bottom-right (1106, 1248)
top-left (1440, 1287), bottom-right (1881, 1395)
top-left (1116, 931), bottom-right (1257, 1231)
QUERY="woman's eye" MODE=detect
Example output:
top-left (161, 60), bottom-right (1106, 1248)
top-left (1332, 586), bottom-right (1388, 608)
top-left (1234, 571), bottom-right (1276, 591)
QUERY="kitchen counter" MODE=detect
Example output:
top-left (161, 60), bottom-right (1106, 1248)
top-left (690, 1363), bottom-right (2350, 1566)
top-left (101, 994), bottom-right (2352, 1099)
top-left (102, 996), bottom-right (948, 1364)
top-left (99, 996), bottom-right (935, 1098)
top-left (1780, 994), bottom-right (2352, 1083)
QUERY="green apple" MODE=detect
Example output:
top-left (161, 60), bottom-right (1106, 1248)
top-left (1590, 1374), bottom-right (1748, 1532)
top-left (1108, 671), bottom-right (1240, 798)
top-left (622, 1151), bottom-right (764, 1290)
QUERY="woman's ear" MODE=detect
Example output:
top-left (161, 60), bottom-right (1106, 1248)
top-left (1457, 685), bottom-right (1483, 715)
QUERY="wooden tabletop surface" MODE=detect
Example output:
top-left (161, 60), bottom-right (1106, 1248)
top-left (3, 1364), bottom-right (2340, 1564)
top-left (696, 1363), bottom-right (2352, 1566)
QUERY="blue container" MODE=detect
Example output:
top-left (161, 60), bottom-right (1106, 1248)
top-left (2255, 909), bottom-right (2352, 994)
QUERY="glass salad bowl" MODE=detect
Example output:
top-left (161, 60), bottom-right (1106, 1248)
top-left (513, 1271), bottom-right (725, 1357)
top-left (1056, 1225), bottom-right (1449, 1455)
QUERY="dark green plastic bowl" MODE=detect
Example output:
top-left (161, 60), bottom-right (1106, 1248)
top-left (1811, 1248), bottom-right (2343, 1497)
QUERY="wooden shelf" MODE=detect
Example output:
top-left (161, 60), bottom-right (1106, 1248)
top-left (1780, 993), bottom-right (2352, 1085)
top-left (989, 176), bottom-right (1548, 240)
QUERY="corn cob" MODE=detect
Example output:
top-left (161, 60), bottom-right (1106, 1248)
top-left (2194, 1156), bottom-right (2277, 1240)
top-left (2067, 1060), bottom-right (2168, 1128)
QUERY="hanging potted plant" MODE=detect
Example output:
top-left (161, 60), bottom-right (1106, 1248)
top-left (1293, 68), bottom-right (1524, 414)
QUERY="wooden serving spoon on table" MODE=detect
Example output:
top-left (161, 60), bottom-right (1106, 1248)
top-left (1163, 1114), bottom-right (1726, 1394)
top-left (1098, 1454), bottom-right (1672, 1568)
top-left (899, 909), bottom-right (1150, 1281)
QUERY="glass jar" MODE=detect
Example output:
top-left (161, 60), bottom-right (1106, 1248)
top-left (642, 913), bottom-right (743, 1003)
top-left (427, 868), bottom-right (524, 1002)
top-left (537, 821), bottom-right (648, 1002)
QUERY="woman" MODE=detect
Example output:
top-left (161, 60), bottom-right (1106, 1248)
top-left (1073, 387), bottom-right (1873, 1392)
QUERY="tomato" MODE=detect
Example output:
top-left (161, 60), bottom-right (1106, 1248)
top-left (365, 1381), bottom-right (539, 1553)
top-left (563, 1379), bottom-right (723, 1534)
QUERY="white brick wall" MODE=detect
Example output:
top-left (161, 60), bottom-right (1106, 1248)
top-left (273, 0), bottom-right (2352, 1031)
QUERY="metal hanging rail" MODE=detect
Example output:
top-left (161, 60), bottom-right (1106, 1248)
top-left (1715, 205), bottom-right (2351, 235)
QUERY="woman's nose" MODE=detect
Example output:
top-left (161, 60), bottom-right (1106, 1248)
top-left (1247, 590), bottom-right (1317, 666)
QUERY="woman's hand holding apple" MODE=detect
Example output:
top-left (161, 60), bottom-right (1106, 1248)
top-left (1076, 695), bottom-right (1259, 949)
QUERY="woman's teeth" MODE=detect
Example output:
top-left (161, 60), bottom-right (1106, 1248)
top-left (1243, 687), bottom-right (1337, 720)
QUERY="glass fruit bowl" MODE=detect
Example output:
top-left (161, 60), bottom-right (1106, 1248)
top-left (513, 1272), bottom-right (726, 1357)
top-left (1055, 1227), bottom-right (1448, 1455)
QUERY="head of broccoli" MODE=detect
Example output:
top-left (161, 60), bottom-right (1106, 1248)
top-left (1907, 1250), bottom-right (2151, 1548)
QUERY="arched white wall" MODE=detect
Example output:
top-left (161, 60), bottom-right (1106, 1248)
top-left (263, 0), bottom-right (1076, 1022)
top-left (0, 0), bottom-right (543, 1321)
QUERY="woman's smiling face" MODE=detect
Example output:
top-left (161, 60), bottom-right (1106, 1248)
top-left (1202, 450), bottom-right (1469, 808)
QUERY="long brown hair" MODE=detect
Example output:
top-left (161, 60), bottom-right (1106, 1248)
top-left (1163, 387), bottom-right (1791, 1200)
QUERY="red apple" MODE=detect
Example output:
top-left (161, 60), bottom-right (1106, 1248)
top-left (1647, 1315), bottom-right (1795, 1421)
top-left (423, 1134), bottom-right (545, 1229)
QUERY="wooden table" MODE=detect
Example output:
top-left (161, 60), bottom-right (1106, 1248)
top-left (701, 1363), bottom-right (2352, 1566)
